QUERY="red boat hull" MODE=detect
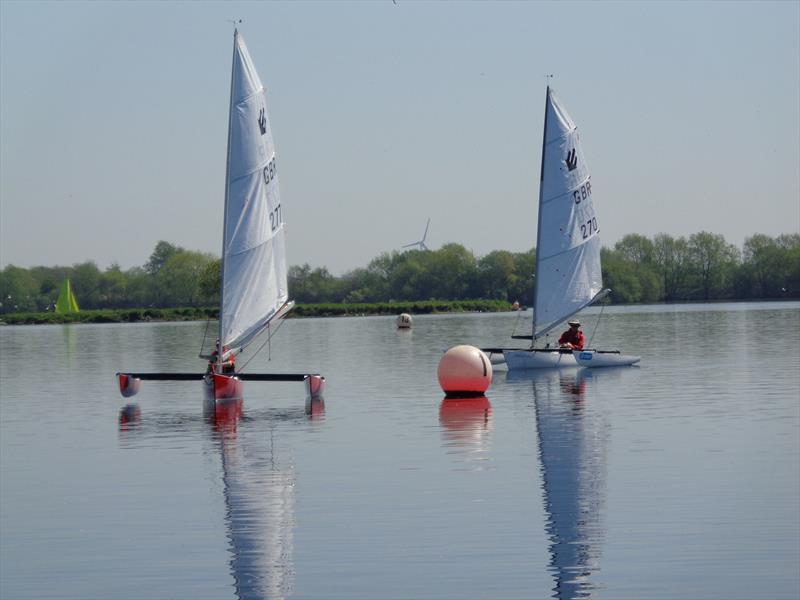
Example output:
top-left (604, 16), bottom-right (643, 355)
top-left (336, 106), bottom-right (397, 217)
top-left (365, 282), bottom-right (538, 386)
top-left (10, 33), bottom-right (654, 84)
top-left (205, 373), bottom-right (244, 401)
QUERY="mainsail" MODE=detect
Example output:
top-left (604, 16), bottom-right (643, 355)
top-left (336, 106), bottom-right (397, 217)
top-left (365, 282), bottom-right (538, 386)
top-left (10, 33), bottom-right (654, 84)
top-left (219, 30), bottom-right (289, 353)
top-left (55, 279), bottom-right (79, 314)
top-left (533, 88), bottom-right (606, 341)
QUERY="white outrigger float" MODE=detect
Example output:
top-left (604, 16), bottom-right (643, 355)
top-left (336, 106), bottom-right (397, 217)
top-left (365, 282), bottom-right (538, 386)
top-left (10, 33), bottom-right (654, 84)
top-left (485, 86), bottom-right (639, 369)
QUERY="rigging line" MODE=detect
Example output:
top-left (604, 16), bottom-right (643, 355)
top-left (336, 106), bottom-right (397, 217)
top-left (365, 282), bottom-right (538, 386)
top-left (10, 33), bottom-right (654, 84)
top-left (236, 316), bottom-right (287, 372)
top-left (587, 301), bottom-right (606, 348)
top-left (510, 307), bottom-right (525, 338)
top-left (199, 317), bottom-right (214, 356)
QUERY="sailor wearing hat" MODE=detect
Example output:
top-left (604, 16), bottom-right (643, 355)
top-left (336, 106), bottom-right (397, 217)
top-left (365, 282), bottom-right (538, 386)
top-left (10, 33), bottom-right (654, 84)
top-left (558, 319), bottom-right (585, 350)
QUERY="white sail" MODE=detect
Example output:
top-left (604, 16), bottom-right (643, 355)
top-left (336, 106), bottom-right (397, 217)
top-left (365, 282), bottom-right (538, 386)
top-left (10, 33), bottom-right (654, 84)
top-left (533, 88), bottom-right (605, 340)
top-left (220, 30), bottom-right (289, 352)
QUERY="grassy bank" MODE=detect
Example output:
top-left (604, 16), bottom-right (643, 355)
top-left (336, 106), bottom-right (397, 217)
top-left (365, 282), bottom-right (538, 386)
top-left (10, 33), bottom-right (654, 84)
top-left (0, 300), bottom-right (511, 325)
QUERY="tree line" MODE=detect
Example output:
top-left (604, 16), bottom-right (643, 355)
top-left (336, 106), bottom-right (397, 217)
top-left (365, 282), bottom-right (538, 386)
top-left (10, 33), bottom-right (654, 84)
top-left (1, 232), bottom-right (798, 315)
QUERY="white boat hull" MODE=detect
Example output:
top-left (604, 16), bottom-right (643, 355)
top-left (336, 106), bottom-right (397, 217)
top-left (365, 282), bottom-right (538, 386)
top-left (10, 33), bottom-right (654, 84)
top-left (573, 350), bottom-right (640, 367)
top-left (504, 349), bottom-right (577, 370)
top-left (484, 351), bottom-right (507, 366)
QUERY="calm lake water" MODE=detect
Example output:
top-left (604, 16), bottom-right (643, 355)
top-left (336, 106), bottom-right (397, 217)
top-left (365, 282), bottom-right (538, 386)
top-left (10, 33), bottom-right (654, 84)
top-left (1, 302), bottom-right (799, 600)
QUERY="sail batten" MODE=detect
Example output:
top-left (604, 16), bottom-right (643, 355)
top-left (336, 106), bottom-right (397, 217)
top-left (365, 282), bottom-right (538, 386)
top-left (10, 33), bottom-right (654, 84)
top-left (219, 30), bottom-right (290, 353)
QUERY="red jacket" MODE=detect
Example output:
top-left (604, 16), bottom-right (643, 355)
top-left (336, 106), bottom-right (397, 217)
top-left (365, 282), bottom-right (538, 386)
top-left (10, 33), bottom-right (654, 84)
top-left (558, 328), bottom-right (585, 350)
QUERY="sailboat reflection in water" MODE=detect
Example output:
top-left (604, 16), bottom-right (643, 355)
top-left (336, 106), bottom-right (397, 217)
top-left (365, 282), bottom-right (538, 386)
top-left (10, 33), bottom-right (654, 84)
top-left (508, 368), bottom-right (607, 599)
top-left (206, 395), bottom-right (323, 600)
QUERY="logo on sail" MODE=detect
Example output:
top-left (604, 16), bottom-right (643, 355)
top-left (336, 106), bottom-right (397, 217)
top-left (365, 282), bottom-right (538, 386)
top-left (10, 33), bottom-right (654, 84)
top-left (565, 148), bottom-right (578, 171)
top-left (258, 108), bottom-right (267, 135)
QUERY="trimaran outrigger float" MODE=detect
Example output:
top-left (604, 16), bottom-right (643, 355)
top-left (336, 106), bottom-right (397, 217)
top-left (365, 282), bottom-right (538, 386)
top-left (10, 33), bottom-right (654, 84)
top-left (482, 86), bottom-right (639, 369)
top-left (117, 29), bottom-right (324, 401)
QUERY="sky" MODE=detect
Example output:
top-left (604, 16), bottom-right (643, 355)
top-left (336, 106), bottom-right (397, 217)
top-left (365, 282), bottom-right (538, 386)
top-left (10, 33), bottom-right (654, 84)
top-left (1, 0), bottom-right (798, 275)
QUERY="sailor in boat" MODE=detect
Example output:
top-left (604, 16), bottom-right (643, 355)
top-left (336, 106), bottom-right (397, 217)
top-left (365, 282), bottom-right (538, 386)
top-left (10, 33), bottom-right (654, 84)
top-left (558, 319), bottom-right (585, 351)
top-left (208, 339), bottom-right (236, 375)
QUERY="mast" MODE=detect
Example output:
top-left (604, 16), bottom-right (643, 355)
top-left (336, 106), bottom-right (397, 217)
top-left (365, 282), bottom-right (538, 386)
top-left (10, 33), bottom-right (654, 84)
top-left (531, 86), bottom-right (550, 346)
top-left (218, 29), bottom-right (238, 369)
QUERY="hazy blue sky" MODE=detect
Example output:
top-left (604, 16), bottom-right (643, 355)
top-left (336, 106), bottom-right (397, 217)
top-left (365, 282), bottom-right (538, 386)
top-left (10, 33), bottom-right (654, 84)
top-left (1, 0), bottom-right (798, 275)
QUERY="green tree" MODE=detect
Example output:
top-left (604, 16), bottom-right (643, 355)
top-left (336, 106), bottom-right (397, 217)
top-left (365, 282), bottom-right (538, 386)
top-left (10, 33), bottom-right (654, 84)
top-left (610, 235), bottom-right (663, 302)
top-left (0, 265), bottom-right (38, 313)
top-left (653, 234), bottom-right (691, 301)
top-left (777, 234), bottom-right (800, 296)
top-left (389, 253), bottom-right (427, 300)
top-left (98, 263), bottom-right (129, 308)
top-left (687, 232), bottom-right (740, 300)
top-left (198, 259), bottom-right (221, 304)
top-left (145, 241), bottom-right (182, 276)
top-left (124, 267), bottom-right (154, 307)
top-left (477, 250), bottom-right (517, 300)
top-left (614, 234), bottom-right (655, 264)
top-left (70, 261), bottom-right (102, 309)
top-left (427, 244), bottom-right (477, 300)
top-left (339, 267), bottom-right (387, 303)
top-left (740, 234), bottom-right (800, 298)
top-left (601, 248), bottom-right (644, 303)
top-left (156, 251), bottom-right (216, 306)
top-left (511, 249), bottom-right (536, 306)
top-left (288, 264), bottom-right (340, 303)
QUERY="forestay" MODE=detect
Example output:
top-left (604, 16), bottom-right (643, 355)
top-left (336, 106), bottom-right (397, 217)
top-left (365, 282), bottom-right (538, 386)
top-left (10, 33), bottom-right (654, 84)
top-left (533, 88), bottom-right (605, 340)
top-left (220, 31), bottom-right (289, 352)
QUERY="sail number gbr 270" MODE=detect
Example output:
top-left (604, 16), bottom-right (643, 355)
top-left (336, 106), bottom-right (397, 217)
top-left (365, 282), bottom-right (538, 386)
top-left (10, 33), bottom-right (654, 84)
top-left (572, 178), bottom-right (597, 239)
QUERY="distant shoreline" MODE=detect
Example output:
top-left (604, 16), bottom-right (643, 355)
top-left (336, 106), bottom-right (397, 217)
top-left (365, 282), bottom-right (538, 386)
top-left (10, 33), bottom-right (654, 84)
top-left (0, 300), bottom-right (513, 325)
top-left (2, 297), bottom-right (796, 326)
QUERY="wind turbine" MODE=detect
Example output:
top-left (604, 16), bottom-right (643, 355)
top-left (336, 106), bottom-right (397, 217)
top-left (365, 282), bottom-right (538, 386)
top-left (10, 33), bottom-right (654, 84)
top-left (402, 218), bottom-right (431, 251)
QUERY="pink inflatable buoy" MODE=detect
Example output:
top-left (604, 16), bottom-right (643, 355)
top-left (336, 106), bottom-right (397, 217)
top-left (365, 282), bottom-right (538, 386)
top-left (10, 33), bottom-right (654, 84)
top-left (437, 345), bottom-right (492, 397)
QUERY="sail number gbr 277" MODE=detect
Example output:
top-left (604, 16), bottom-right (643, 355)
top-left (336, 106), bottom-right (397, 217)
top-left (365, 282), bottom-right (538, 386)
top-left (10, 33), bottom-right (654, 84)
top-left (572, 178), bottom-right (598, 240)
top-left (262, 157), bottom-right (282, 232)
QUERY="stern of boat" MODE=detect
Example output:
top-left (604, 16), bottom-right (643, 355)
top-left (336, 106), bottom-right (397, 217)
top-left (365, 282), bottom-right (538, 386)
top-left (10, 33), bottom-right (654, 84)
top-left (573, 349), bottom-right (641, 368)
top-left (207, 372), bottom-right (244, 401)
top-left (304, 374), bottom-right (326, 400)
top-left (116, 373), bottom-right (141, 397)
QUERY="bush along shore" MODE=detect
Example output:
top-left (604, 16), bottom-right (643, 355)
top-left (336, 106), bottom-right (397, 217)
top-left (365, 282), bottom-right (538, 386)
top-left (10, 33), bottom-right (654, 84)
top-left (0, 300), bottom-right (512, 325)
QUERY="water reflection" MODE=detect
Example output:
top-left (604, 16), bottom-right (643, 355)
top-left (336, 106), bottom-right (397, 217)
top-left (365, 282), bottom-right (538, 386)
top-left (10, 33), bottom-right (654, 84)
top-left (118, 403), bottom-right (141, 432)
top-left (61, 324), bottom-right (77, 368)
top-left (439, 395), bottom-right (492, 463)
top-left (205, 397), bottom-right (323, 600)
top-left (508, 369), bottom-right (607, 599)
top-left (117, 396), bottom-right (323, 600)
